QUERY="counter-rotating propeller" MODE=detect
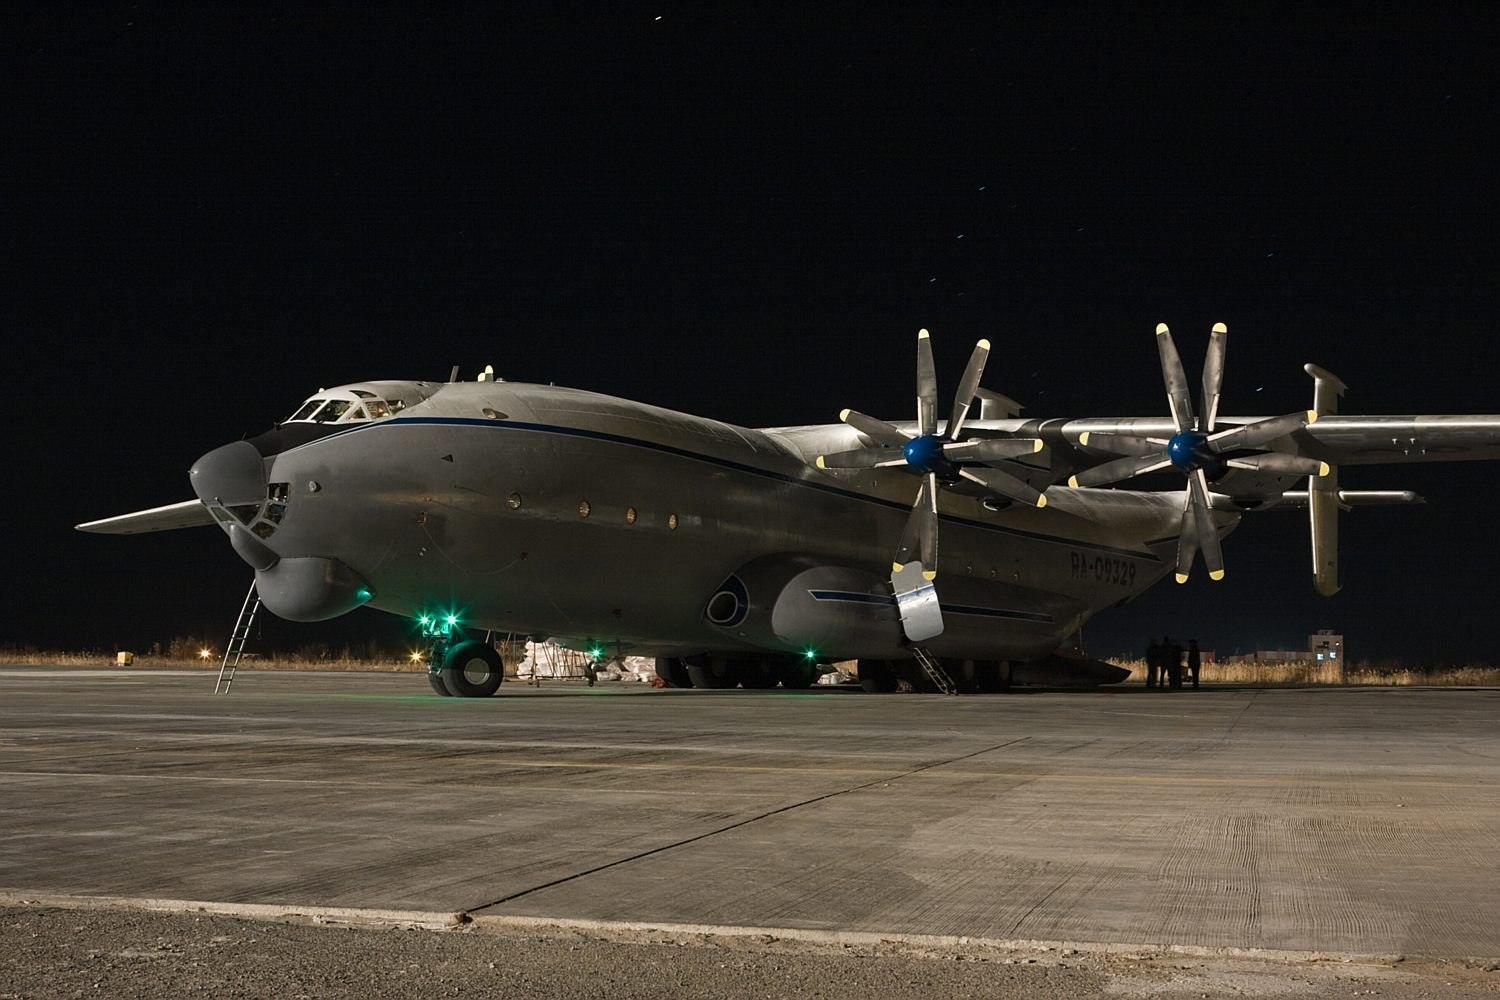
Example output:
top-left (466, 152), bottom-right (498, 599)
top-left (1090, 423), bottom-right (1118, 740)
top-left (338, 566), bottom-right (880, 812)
top-left (1068, 322), bottom-right (1329, 583)
top-left (815, 329), bottom-right (1046, 582)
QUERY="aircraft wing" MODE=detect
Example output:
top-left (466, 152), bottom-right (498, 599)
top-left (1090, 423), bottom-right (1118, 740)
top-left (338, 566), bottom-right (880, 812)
top-left (75, 499), bottom-right (216, 535)
top-left (1057, 415), bottom-right (1500, 466)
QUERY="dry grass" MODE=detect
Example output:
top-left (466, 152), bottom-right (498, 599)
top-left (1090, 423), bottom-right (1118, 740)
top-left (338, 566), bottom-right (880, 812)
top-left (1108, 657), bottom-right (1500, 687)
top-left (1, 648), bottom-right (426, 673)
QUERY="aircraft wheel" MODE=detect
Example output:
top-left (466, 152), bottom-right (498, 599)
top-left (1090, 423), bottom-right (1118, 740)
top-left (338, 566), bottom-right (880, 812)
top-left (654, 657), bottom-right (691, 688)
top-left (427, 671), bottom-right (453, 696)
top-left (739, 661), bottom-right (778, 689)
top-left (777, 661), bottom-right (818, 689)
top-left (858, 660), bottom-right (897, 693)
top-left (686, 661), bottom-right (738, 689)
top-left (440, 640), bottom-right (505, 697)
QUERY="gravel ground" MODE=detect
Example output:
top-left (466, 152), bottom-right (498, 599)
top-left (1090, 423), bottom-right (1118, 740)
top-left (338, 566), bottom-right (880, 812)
top-left (3, 906), bottom-right (1499, 999)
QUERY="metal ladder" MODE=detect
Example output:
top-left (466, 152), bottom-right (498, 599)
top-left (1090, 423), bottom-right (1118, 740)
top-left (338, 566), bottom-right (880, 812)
top-left (911, 646), bottom-right (958, 695)
top-left (215, 581), bottom-right (261, 694)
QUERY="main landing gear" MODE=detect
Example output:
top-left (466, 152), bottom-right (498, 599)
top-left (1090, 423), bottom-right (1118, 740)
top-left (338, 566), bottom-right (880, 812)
top-left (421, 620), bottom-right (505, 698)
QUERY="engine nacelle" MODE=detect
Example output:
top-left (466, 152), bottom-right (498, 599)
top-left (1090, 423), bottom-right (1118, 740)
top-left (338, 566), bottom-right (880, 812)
top-left (703, 555), bottom-right (908, 659)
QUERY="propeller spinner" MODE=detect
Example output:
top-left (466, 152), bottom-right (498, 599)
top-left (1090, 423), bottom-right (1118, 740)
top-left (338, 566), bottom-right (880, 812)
top-left (816, 329), bottom-right (1046, 584)
top-left (1069, 323), bottom-right (1329, 584)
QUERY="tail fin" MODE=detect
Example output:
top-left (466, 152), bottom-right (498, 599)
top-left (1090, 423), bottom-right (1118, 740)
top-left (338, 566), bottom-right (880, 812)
top-left (1305, 364), bottom-right (1347, 595)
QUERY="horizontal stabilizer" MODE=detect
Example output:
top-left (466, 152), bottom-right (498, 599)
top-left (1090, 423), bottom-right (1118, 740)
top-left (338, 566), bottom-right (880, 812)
top-left (75, 499), bottom-right (216, 535)
top-left (1266, 490), bottom-right (1426, 510)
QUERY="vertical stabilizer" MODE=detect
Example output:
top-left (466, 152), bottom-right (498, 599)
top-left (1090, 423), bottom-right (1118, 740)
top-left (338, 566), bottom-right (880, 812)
top-left (1305, 364), bottom-right (1347, 595)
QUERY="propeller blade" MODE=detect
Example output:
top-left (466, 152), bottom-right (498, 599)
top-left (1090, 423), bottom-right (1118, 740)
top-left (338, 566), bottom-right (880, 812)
top-left (945, 338), bottom-right (991, 440)
top-left (893, 482), bottom-right (925, 570)
top-left (840, 409), bottom-right (911, 449)
top-left (1174, 491), bottom-right (1200, 584)
top-left (815, 447), bottom-right (903, 470)
top-left (919, 472), bottom-right (940, 578)
top-left (1155, 323), bottom-right (1197, 433)
top-left (1189, 469), bottom-right (1225, 581)
top-left (1207, 410), bottom-right (1313, 453)
top-left (943, 437), bottom-right (1043, 462)
top-left (958, 466), bottom-right (1048, 508)
top-left (917, 329), bottom-right (938, 437)
top-left (1225, 453), bottom-right (1330, 477)
top-left (1068, 453), bottom-right (1173, 488)
top-left (1074, 432), bottom-right (1164, 457)
top-left (1201, 322), bottom-right (1228, 432)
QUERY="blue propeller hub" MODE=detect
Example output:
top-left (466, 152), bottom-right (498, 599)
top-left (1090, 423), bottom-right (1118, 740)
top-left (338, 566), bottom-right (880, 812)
top-left (902, 434), bottom-right (952, 477)
top-left (1166, 430), bottom-right (1213, 472)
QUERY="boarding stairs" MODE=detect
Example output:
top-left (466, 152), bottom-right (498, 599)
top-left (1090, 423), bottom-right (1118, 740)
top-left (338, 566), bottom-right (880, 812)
top-left (911, 646), bottom-right (958, 695)
top-left (215, 580), bottom-right (261, 694)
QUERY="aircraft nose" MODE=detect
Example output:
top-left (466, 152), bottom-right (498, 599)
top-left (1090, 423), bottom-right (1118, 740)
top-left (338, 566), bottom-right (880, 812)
top-left (190, 441), bottom-right (267, 516)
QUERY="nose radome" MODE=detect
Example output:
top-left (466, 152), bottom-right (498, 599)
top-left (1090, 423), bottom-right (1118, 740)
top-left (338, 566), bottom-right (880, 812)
top-left (190, 441), bottom-right (268, 510)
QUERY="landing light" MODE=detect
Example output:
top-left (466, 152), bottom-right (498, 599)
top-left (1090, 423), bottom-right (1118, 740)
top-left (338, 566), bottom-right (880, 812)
top-left (198, 647), bottom-right (213, 660)
top-left (409, 650), bottom-right (424, 663)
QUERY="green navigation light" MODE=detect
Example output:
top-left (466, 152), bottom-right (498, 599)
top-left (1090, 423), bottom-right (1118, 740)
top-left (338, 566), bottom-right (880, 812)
top-left (444, 614), bottom-right (459, 627)
top-left (803, 648), bottom-right (817, 661)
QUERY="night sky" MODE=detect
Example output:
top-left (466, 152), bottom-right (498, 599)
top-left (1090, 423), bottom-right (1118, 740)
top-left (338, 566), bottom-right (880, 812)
top-left (9, 7), bottom-right (1498, 662)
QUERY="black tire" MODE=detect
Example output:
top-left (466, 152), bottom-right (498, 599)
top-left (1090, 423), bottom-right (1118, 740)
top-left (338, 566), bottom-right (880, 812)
top-left (427, 671), bottom-right (452, 696)
top-left (686, 662), bottom-right (738, 689)
top-left (739, 661), bottom-right (778, 689)
top-left (654, 657), bottom-right (692, 688)
top-left (777, 660), bottom-right (819, 689)
top-left (440, 640), bottom-right (505, 697)
top-left (858, 660), bottom-right (897, 693)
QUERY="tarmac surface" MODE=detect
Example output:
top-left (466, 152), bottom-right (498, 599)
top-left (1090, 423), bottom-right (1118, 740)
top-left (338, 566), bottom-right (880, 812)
top-left (2, 666), bottom-right (1499, 997)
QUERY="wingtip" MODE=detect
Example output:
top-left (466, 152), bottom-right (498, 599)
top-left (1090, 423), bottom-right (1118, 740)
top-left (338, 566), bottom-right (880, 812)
top-left (1209, 569), bottom-right (1226, 581)
top-left (1212, 321), bottom-right (1227, 333)
top-left (917, 328), bottom-right (930, 339)
top-left (976, 337), bottom-right (990, 351)
top-left (1155, 322), bottom-right (1170, 335)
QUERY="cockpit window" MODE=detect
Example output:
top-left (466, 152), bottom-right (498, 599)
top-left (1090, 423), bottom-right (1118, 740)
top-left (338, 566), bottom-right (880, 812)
top-left (385, 399), bottom-right (406, 413)
top-left (289, 399), bottom-right (324, 421)
top-left (346, 406), bottom-right (369, 422)
top-left (366, 400), bottom-right (391, 418)
top-left (311, 400), bottom-right (352, 423)
top-left (351, 389), bottom-right (376, 398)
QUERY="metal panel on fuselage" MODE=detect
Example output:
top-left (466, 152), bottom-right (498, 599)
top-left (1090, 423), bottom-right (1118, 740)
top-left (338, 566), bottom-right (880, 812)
top-left (264, 382), bottom-right (1196, 659)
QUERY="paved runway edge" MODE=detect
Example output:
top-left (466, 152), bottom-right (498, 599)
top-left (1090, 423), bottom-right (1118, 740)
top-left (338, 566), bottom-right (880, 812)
top-left (2, 890), bottom-right (1433, 967)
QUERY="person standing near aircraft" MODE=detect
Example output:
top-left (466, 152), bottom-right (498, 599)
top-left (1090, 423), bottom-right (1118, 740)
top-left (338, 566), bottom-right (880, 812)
top-left (1165, 637), bottom-right (1184, 689)
top-left (1145, 638), bottom-right (1161, 688)
top-left (1188, 639), bottom-right (1201, 689)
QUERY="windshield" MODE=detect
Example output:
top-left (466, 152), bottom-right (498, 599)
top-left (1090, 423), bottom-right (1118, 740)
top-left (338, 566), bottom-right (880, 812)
top-left (311, 400), bottom-right (352, 423)
top-left (289, 399), bottom-right (324, 421)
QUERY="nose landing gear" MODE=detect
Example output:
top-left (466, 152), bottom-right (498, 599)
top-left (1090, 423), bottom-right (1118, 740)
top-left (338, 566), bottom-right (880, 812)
top-left (419, 617), bottom-right (505, 698)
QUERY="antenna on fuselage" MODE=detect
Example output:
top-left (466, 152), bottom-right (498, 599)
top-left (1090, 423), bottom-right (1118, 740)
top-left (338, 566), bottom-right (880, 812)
top-left (448, 365), bottom-right (460, 382)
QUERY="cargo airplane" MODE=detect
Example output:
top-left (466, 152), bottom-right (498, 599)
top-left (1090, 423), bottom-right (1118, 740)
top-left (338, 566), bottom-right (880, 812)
top-left (78, 324), bottom-right (1500, 695)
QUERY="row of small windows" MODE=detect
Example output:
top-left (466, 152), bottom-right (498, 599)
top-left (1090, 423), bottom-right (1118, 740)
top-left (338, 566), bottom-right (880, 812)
top-left (506, 492), bottom-right (678, 530)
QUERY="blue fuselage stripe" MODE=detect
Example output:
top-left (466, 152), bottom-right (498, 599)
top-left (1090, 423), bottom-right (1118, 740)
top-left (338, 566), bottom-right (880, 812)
top-left (808, 589), bottom-right (1056, 623)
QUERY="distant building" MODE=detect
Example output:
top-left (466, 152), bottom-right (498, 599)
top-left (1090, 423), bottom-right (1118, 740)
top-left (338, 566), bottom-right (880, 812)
top-left (1310, 630), bottom-right (1344, 663)
top-left (1220, 629), bottom-right (1344, 665)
